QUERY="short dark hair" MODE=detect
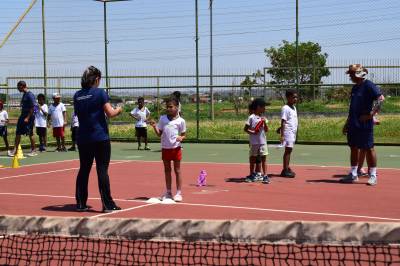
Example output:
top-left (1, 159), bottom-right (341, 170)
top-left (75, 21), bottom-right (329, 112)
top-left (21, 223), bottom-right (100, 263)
top-left (285, 89), bottom-right (297, 98)
top-left (165, 97), bottom-right (179, 106)
top-left (17, 81), bottom-right (26, 88)
top-left (250, 98), bottom-right (266, 110)
top-left (81, 66), bottom-right (102, 89)
top-left (37, 93), bottom-right (46, 100)
top-left (137, 97), bottom-right (144, 103)
top-left (172, 91), bottom-right (181, 99)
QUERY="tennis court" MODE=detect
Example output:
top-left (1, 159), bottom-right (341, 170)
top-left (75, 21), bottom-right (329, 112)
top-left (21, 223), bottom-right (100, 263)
top-left (1, 143), bottom-right (400, 265)
top-left (1, 143), bottom-right (399, 220)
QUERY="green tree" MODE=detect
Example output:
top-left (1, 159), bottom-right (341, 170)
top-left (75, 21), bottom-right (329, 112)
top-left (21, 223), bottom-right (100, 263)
top-left (0, 93), bottom-right (6, 103)
top-left (265, 40), bottom-right (330, 99)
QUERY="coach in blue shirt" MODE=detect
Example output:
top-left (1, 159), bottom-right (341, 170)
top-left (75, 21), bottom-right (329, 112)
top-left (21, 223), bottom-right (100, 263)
top-left (342, 64), bottom-right (384, 186)
top-left (10, 81), bottom-right (37, 157)
top-left (73, 66), bottom-right (122, 212)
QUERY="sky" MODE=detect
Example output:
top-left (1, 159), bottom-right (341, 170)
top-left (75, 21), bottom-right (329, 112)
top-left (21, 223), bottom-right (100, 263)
top-left (0, 0), bottom-right (399, 86)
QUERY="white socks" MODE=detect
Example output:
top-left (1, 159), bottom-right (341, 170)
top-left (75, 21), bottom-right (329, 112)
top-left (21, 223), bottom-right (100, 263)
top-left (369, 167), bottom-right (377, 176)
top-left (351, 166), bottom-right (357, 176)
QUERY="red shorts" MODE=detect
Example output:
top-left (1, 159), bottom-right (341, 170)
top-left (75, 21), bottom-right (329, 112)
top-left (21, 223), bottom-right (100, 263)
top-left (162, 147), bottom-right (182, 161)
top-left (53, 127), bottom-right (65, 138)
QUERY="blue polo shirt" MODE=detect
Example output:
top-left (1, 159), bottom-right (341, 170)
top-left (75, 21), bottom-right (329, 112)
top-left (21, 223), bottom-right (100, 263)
top-left (20, 91), bottom-right (36, 118)
top-left (348, 79), bottom-right (381, 130)
top-left (73, 88), bottom-right (109, 144)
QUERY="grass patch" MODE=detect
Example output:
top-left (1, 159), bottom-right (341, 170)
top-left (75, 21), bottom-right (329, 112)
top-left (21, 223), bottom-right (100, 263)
top-left (2, 115), bottom-right (398, 148)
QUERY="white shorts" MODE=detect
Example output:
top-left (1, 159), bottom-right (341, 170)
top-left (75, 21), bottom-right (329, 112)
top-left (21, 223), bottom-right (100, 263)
top-left (249, 144), bottom-right (269, 157)
top-left (283, 131), bottom-right (296, 148)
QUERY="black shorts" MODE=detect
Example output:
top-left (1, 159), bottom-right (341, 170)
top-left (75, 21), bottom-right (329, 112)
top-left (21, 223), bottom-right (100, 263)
top-left (16, 116), bottom-right (34, 136)
top-left (0, 126), bottom-right (7, 137)
top-left (36, 127), bottom-right (47, 137)
top-left (135, 127), bottom-right (147, 138)
top-left (71, 126), bottom-right (79, 142)
top-left (347, 127), bottom-right (374, 149)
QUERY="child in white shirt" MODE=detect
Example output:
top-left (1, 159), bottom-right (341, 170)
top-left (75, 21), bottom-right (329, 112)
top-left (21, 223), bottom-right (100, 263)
top-left (150, 97), bottom-right (186, 202)
top-left (244, 98), bottom-right (270, 184)
top-left (69, 111), bottom-right (79, 151)
top-left (48, 93), bottom-right (67, 152)
top-left (0, 101), bottom-right (11, 156)
top-left (130, 97), bottom-right (150, 150)
top-left (35, 94), bottom-right (48, 152)
top-left (279, 89), bottom-right (298, 178)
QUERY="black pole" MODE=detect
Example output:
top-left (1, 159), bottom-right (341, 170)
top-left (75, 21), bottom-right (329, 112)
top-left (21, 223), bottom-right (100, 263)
top-left (209, 0), bottom-right (214, 120)
top-left (104, 1), bottom-right (110, 95)
top-left (195, 0), bottom-right (200, 141)
top-left (295, 0), bottom-right (299, 94)
top-left (41, 0), bottom-right (47, 100)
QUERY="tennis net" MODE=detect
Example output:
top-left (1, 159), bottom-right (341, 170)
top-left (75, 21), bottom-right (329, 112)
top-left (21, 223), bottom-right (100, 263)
top-left (1, 215), bottom-right (399, 265)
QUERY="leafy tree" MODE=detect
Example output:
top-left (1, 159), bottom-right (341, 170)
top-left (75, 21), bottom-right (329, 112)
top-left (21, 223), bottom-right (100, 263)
top-left (265, 40), bottom-right (330, 99)
top-left (0, 93), bottom-right (6, 103)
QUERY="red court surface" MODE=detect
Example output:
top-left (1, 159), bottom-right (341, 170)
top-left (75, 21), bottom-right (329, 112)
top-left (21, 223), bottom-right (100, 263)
top-left (1, 160), bottom-right (399, 222)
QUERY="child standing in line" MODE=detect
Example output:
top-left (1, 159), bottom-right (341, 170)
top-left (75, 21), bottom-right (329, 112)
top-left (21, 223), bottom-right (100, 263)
top-left (69, 111), bottom-right (79, 151)
top-left (0, 101), bottom-right (12, 156)
top-left (150, 97), bottom-right (186, 202)
top-left (48, 93), bottom-right (67, 152)
top-left (279, 89), bottom-right (298, 178)
top-left (35, 94), bottom-right (48, 152)
top-left (130, 97), bottom-right (150, 150)
top-left (244, 98), bottom-right (270, 184)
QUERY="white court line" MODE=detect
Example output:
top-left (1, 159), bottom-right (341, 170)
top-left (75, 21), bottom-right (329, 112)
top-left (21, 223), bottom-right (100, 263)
top-left (92, 203), bottom-right (158, 218)
top-left (0, 161), bottom-right (130, 181)
top-left (1, 192), bottom-right (400, 222)
top-left (0, 159), bottom-right (79, 170)
top-left (125, 160), bottom-right (400, 171)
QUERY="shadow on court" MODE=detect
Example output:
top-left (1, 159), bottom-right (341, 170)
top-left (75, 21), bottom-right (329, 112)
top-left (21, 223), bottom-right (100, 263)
top-left (306, 179), bottom-right (365, 185)
top-left (42, 204), bottom-right (100, 213)
top-left (224, 177), bottom-right (247, 183)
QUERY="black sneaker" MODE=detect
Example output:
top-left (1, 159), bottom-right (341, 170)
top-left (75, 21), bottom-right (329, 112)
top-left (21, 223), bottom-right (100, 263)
top-left (245, 173), bottom-right (256, 182)
top-left (76, 204), bottom-right (89, 212)
top-left (281, 169), bottom-right (295, 178)
top-left (262, 175), bottom-right (270, 184)
top-left (103, 205), bottom-right (121, 213)
top-left (68, 146), bottom-right (76, 151)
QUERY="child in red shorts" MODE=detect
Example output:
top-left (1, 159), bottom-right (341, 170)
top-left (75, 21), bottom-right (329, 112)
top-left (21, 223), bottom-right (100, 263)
top-left (48, 93), bottom-right (67, 151)
top-left (150, 97), bottom-right (186, 202)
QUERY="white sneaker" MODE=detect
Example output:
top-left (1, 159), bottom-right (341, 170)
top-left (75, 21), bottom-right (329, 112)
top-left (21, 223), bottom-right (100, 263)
top-left (26, 151), bottom-right (38, 157)
top-left (7, 150), bottom-right (14, 157)
top-left (367, 175), bottom-right (377, 186)
top-left (160, 191), bottom-right (173, 201)
top-left (173, 194), bottom-right (183, 202)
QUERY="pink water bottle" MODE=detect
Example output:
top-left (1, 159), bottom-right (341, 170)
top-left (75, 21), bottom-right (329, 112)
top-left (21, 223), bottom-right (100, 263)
top-left (197, 170), bottom-right (207, 186)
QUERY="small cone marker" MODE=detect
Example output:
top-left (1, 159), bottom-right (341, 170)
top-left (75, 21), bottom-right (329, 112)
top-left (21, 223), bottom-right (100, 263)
top-left (16, 145), bottom-right (25, 159)
top-left (12, 156), bottom-right (19, 168)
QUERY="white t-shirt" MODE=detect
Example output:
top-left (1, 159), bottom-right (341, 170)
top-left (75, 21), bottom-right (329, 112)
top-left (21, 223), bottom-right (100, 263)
top-left (131, 107), bottom-right (150, 128)
top-left (35, 104), bottom-right (48, 128)
top-left (157, 115), bottom-right (186, 149)
top-left (281, 105), bottom-right (298, 133)
top-left (48, 103), bottom-right (66, 127)
top-left (0, 110), bottom-right (8, 126)
top-left (71, 111), bottom-right (79, 128)
top-left (246, 114), bottom-right (267, 145)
